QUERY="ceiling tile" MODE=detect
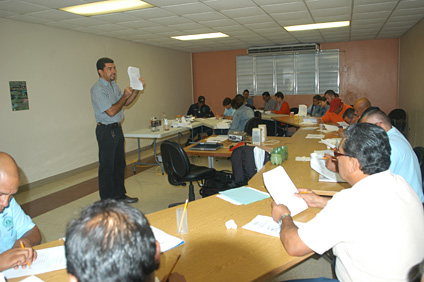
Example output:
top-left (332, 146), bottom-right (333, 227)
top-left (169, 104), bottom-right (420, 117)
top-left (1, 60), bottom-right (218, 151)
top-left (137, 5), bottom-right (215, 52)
top-left (149, 16), bottom-right (192, 25)
top-left (162, 2), bottom-right (215, 15)
top-left (352, 11), bottom-right (391, 20)
top-left (220, 7), bottom-right (266, 18)
top-left (199, 18), bottom-right (239, 27)
top-left (125, 7), bottom-right (175, 20)
top-left (305, 0), bottom-right (351, 10)
top-left (118, 19), bottom-right (160, 29)
top-left (184, 11), bottom-right (227, 21)
top-left (234, 14), bottom-right (273, 24)
top-left (202, 0), bottom-right (257, 11)
top-left (61, 17), bottom-right (108, 27)
top-left (353, 2), bottom-right (398, 13)
top-left (397, 0), bottom-right (424, 9)
top-left (261, 2), bottom-right (307, 14)
top-left (20, 0), bottom-right (86, 9)
top-left (91, 13), bottom-right (141, 24)
top-left (0, 0), bottom-right (48, 14)
top-left (7, 14), bottom-right (50, 24)
top-left (391, 7), bottom-right (424, 17)
top-left (310, 7), bottom-right (351, 18)
top-left (28, 9), bottom-right (81, 21)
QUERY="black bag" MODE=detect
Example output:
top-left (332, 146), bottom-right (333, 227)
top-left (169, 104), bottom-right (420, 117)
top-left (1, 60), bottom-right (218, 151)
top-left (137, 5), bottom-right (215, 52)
top-left (199, 170), bottom-right (237, 197)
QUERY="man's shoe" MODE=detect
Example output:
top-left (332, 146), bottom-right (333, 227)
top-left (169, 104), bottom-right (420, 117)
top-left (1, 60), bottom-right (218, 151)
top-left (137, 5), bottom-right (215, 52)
top-left (121, 195), bottom-right (139, 204)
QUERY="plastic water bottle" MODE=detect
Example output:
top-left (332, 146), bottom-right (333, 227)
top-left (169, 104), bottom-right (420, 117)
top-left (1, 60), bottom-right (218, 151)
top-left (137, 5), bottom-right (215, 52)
top-left (163, 112), bottom-right (169, 131)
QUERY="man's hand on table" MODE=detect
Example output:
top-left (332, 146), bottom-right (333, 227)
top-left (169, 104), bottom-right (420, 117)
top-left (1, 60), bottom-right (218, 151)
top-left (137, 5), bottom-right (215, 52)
top-left (0, 244), bottom-right (37, 271)
top-left (295, 189), bottom-right (329, 209)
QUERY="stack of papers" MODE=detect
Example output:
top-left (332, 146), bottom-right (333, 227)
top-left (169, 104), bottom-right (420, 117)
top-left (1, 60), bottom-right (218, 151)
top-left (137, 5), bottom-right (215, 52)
top-left (306, 134), bottom-right (325, 139)
top-left (217, 187), bottom-right (270, 205)
top-left (310, 153), bottom-right (346, 183)
top-left (242, 215), bottom-right (306, 238)
top-left (3, 245), bottom-right (66, 279)
top-left (319, 138), bottom-right (342, 149)
top-left (151, 226), bottom-right (184, 252)
top-left (206, 135), bottom-right (228, 143)
top-left (262, 166), bottom-right (308, 216)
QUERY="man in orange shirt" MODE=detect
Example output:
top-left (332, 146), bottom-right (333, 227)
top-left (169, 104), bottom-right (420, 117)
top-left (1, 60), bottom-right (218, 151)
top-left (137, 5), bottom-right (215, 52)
top-left (321, 98), bottom-right (352, 124)
top-left (274, 92), bottom-right (290, 114)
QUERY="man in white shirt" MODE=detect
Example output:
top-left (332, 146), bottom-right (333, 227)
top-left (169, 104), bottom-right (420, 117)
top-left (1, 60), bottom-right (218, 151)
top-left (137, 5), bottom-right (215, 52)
top-left (271, 123), bottom-right (424, 282)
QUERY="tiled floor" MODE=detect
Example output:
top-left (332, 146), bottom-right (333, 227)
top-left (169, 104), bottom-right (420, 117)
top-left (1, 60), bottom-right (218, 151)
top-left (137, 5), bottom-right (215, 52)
top-left (14, 139), bottom-right (333, 281)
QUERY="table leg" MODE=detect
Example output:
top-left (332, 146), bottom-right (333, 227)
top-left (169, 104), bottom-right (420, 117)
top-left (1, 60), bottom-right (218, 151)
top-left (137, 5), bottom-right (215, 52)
top-left (208, 156), bottom-right (214, 168)
top-left (132, 138), bottom-right (164, 175)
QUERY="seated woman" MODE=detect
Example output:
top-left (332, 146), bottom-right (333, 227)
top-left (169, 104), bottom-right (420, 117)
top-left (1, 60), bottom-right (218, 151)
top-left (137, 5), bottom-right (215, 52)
top-left (228, 95), bottom-right (255, 132)
top-left (274, 92), bottom-right (290, 114)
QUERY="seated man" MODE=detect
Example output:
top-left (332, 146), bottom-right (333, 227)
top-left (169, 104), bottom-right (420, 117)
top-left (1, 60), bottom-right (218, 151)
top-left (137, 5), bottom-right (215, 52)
top-left (324, 89), bottom-right (338, 104)
top-left (272, 123), bottom-right (424, 281)
top-left (228, 95), bottom-right (254, 132)
top-left (307, 95), bottom-right (327, 117)
top-left (321, 98), bottom-right (352, 124)
top-left (342, 108), bottom-right (357, 125)
top-left (221, 97), bottom-right (234, 119)
top-left (360, 107), bottom-right (423, 203)
top-left (353, 97), bottom-right (371, 119)
top-left (274, 92), bottom-right (290, 114)
top-left (186, 96), bottom-right (214, 144)
top-left (243, 89), bottom-right (255, 109)
top-left (262, 91), bottom-right (277, 111)
top-left (0, 152), bottom-right (41, 272)
top-left (66, 200), bottom-right (186, 282)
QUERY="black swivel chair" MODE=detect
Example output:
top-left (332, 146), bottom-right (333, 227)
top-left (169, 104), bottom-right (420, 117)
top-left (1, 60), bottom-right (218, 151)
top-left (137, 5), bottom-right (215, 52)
top-left (244, 117), bottom-right (265, 136)
top-left (160, 141), bottom-right (216, 207)
top-left (388, 108), bottom-right (407, 136)
top-left (290, 107), bottom-right (299, 115)
top-left (254, 111), bottom-right (262, 118)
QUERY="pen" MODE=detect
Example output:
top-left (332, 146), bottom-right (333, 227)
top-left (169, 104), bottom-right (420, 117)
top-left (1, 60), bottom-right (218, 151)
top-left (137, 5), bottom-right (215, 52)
top-left (164, 254), bottom-right (181, 282)
top-left (178, 199), bottom-right (188, 233)
top-left (20, 241), bottom-right (31, 267)
top-left (299, 191), bottom-right (312, 194)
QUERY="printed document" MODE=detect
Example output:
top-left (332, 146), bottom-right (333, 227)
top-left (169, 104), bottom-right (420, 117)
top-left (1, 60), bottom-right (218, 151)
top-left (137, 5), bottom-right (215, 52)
top-left (310, 153), bottom-right (346, 182)
top-left (242, 215), bottom-right (306, 238)
top-left (128, 66), bottom-right (144, 90)
top-left (151, 226), bottom-right (184, 252)
top-left (262, 166), bottom-right (308, 216)
top-left (3, 245), bottom-right (66, 279)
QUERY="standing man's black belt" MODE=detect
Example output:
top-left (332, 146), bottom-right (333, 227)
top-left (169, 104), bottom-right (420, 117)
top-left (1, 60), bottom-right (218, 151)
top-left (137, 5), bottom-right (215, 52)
top-left (97, 122), bottom-right (121, 127)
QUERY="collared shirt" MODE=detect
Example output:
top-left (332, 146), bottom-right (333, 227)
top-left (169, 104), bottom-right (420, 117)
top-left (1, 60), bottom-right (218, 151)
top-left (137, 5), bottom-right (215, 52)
top-left (224, 107), bottom-right (235, 117)
top-left (187, 103), bottom-right (214, 118)
top-left (264, 98), bottom-right (277, 111)
top-left (298, 170), bottom-right (424, 282)
top-left (229, 105), bottom-right (254, 132)
top-left (387, 127), bottom-right (424, 202)
top-left (90, 78), bottom-right (123, 124)
top-left (308, 104), bottom-right (329, 117)
top-left (0, 197), bottom-right (36, 254)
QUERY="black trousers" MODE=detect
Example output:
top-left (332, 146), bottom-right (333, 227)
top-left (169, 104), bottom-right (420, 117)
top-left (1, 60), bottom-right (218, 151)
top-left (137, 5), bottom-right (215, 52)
top-left (96, 123), bottom-right (127, 200)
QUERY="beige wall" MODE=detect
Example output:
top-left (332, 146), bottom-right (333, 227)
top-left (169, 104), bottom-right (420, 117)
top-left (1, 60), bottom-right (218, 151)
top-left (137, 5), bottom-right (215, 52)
top-left (399, 18), bottom-right (424, 147)
top-left (0, 18), bottom-right (193, 184)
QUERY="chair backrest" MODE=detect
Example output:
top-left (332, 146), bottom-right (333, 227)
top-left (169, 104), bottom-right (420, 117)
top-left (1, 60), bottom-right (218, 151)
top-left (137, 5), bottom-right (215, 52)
top-left (244, 117), bottom-right (265, 136)
top-left (413, 146), bottom-right (424, 186)
top-left (388, 108), bottom-right (407, 134)
top-left (254, 111), bottom-right (262, 118)
top-left (160, 141), bottom-right (191, 179)
top-left (290, 107), bottom-right (299, 115)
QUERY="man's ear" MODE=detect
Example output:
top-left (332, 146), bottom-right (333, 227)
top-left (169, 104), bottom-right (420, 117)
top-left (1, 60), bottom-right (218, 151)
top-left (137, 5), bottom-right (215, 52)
top-left (350, 157), bottom-right (361, 173)
top-left (154, 240), bottom-right (161, 264)
top-left (68, 273), bottom-right (78, 282)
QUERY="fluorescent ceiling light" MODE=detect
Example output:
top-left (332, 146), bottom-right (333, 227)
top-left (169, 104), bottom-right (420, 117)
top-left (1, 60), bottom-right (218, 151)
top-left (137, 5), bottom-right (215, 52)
top-left (60, 0), bottom-right (153, 16)
top-left (172, 32), bottom-right (229, 41)
top-left (284, 21), bottom-right (350, 32)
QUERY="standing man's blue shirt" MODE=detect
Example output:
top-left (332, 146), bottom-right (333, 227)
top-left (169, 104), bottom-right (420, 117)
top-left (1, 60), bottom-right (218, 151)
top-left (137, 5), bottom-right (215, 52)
top-left (91, 78), bottom-right (123, 124)
top-left (0, 197), bottom-right (36, 254)
top-left (224, 107), bottom-right (235, 117)
top-left (229, 105), bottom-right (254, 132)
top-left (387, 127), bottom-right (423, 202)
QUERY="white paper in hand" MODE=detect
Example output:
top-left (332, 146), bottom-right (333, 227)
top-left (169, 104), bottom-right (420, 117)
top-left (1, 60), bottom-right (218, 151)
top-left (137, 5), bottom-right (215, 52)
top-left (128, 66), bottom-right (144, 90)
top-left (263, 166), bottom-right (308, 216)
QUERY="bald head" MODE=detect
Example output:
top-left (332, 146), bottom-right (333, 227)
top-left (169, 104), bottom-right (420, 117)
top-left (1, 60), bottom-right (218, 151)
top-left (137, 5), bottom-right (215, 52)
top-left (353, 97), bottom-right (371, 117)
top-left (0, 152), bottom-right (20, 212)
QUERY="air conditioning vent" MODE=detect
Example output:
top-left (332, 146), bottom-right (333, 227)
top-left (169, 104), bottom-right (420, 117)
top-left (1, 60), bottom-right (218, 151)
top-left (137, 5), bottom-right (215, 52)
top-left (248, 43), bottom-right (319, 56)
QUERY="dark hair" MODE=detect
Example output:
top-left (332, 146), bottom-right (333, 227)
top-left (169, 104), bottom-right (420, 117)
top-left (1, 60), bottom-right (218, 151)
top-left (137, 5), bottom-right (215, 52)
top-left (222, 97), bottom-right (232, 106)
top-left (262, 91), bottom-right (270, 97)
top-left (358, 106), bottom-right (391, 126)
top-left (324, 90), bottom-right (337, 97)
top-left (313, 94), bottom-right (321, 101)
top-left (342, 108), bottom-right (355, 120)
top-left (319, 96), bottom-right (327, 102)
top-left (65, 200), bottom-right (157, 282)
top-left (275, 92), bottom-right (284, 99)
top-left (96, 57), bottom-right (114, 75)
top-left (342, 123), bottom-right (391, 175)
top-left (243, 89), bottom-right (249, 93)
top-left (231, 95), bottom-right (245, 109)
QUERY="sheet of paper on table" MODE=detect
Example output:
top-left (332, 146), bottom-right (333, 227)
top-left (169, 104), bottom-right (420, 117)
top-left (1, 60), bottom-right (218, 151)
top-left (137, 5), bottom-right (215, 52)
top-left (127, 66), bottom-right (144, 90)
top-left (151, 226), bottom-right (184, 252)
top-left (242, 215), bottom-right (307, 238)
top-left (3, 245), bottom-right (66, 279)
top-left (262, 166), bottom-right (308, 216)
top-left (310, 153), bottom-right (346, 183)
top-left (306, 134), bottom-right (325, 139)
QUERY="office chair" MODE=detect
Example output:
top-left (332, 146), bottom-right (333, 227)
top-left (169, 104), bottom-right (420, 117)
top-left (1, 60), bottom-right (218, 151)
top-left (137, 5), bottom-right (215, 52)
top-left (244, 117), bottom-right (265, 136)
top-left (290, 107), bottom-right (299, 115)
top-left (254, 111), bottom-right (262, 118)
top-left (388, 108), bottom-right (407, 136)
top-left (160, 141), bottom-right (216, 207)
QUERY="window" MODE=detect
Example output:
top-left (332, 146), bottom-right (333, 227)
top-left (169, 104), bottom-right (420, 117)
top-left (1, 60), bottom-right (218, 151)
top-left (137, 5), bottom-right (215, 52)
top-left (236, 50), bottom-right (339, 95)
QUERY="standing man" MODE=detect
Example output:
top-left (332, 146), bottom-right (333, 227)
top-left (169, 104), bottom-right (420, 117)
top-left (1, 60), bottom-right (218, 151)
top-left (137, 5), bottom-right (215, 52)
top-left (91, 57), bottom-right (144, 203)
top-left (272, 124), bottom-right (424, 281)
top-left (0, 152), bottom-right (41, 272)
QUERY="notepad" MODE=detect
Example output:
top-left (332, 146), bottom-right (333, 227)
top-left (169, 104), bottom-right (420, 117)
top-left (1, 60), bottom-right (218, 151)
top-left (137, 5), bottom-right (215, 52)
top-left (218, 187), bottom-right (270, 205)
top-left (151, 226), bottom-right (184, 252)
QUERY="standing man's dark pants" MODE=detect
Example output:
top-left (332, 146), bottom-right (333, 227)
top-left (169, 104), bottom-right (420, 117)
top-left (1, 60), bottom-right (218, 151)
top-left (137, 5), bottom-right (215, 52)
top-left (96, 123), bottom-right (126, 200)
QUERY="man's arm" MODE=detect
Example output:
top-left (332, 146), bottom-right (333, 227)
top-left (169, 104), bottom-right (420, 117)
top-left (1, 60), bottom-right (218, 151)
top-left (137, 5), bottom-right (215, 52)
top-left (105, 92), bottom-right (131, 117)
top-left (271, 202), bottom-right (313, 256)
top-left (13, 226), bottom-right (41, 248)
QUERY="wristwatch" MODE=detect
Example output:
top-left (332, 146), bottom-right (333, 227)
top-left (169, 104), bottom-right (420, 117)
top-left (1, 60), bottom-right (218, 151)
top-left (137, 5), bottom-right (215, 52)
top-left (278, 213), bottom-right (291, 226)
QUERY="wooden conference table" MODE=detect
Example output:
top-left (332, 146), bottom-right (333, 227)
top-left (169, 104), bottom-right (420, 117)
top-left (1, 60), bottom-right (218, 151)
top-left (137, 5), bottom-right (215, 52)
top-left (10, 123), bottom-right (348, 282)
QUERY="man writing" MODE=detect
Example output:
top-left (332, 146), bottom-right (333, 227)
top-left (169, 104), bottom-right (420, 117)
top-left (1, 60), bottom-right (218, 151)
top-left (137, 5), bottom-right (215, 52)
top-left (271, 123), bottom-right (424, 281)
top-left (65, 200), bottom-right (186, 282)
top-left (321, 98), bottom-right (352, 124)
top-left (91, 57), bottom-right (144, 203)
top-left (0, 152), bottom-right (41, 271)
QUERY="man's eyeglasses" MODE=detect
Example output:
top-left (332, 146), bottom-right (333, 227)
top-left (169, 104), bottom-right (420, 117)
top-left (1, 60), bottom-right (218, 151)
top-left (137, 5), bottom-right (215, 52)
top-left (333, 150), bottom-right (351, 158)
